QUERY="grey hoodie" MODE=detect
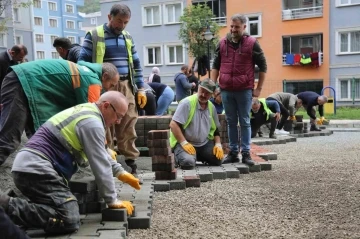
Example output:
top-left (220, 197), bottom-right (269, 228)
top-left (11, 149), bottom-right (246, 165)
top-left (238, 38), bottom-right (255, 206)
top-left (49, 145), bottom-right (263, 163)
top-left (174, 72), bottom-right (193, 102)
top-left (268, 92), bottom-right (298, 116)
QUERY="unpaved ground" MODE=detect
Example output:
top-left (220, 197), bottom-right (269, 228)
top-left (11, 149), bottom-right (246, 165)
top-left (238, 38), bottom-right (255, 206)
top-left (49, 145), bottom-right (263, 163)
top-left (128, 132), bottom-right (360, 239)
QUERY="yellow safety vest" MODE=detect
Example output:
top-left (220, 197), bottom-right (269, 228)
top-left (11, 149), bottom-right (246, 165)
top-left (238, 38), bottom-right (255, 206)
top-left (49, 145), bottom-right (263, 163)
top-left (169, 94), bottom-right (216, 148)
top-left (251, 98), bottom-right (272, 120)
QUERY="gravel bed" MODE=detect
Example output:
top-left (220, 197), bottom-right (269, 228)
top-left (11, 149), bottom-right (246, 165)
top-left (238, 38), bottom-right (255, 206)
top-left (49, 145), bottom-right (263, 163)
top-left (128, 132), bottom-right (360, 239)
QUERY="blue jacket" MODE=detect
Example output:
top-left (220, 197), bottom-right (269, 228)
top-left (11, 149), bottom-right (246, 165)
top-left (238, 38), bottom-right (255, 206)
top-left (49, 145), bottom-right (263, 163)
top-left (174, 72), bottom-right (193, 102)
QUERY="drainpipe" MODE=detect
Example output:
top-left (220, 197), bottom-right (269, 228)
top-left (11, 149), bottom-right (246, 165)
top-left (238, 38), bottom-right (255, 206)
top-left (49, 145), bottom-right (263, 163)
top-left (11, 0), bottom-right (16, 45)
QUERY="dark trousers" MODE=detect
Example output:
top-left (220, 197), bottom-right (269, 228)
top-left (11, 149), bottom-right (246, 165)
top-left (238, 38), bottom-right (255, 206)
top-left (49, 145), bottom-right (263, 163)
top-left (251, 113), bottom-right (277, 138)
top-left (8, 171), bottom-right (80, 234)
top-left (0, 71), bottom-right (35, 165)
top-left (266, 97), bottom-right (289, 130)
top-left (0, 207), bottom-right (30, 239)
top-left (136, 92), bottom-right (156, 116)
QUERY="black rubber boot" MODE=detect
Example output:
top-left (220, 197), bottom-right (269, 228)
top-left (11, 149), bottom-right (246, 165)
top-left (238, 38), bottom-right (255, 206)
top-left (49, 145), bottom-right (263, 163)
top-left (125, 159), bottom-right (137, 175)
top-left (241, 152), bottom-right (255, 166)
top-left (222, 152), bottom-right (240, 164)
top-left (310, 124), bottom-right (321, 131)
top-left (269, 133), bottom-right (277, 139)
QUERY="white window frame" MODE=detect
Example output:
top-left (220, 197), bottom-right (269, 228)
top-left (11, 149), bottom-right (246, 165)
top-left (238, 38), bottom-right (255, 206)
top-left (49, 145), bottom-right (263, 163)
top-left (90, 18), bottom-right (96, 25)
top-left (35, 34), bottom-right (44, 43)
top-left (51, 51), bottom-right (59, 59)
top-left (66, 20), bottom-right (75, 29)
top-left (48, 1), bottom-right (57, 11)
top-left (15, 35), bottom-right (23, 44)
top-left (336, 26), bottom-right (360, 55)
top-left (36, 51), bottom-right (45, 59)
top-left (50, 35), bottom-right (58, 45)
top-left (143, 44), bottom-right (163, 66)
top-left (337, 76), bottom-right (360, 100)
top-left (336, 0), bottom-right (360, 7)
top-left (245, 13), bottom-right (262, 38)
top-left (165, 43), bottom-right (185, 65)
top-left (33, 0), bottom-right (41, 8)
top-left (34, 17), bottom-right (43, 26)
top-left (65, 4), bottom-right (74, 13)
top-left (13, 8), bottom-right (20, 22)
top-left (67, 36), bottom-right (76, 43)
top-left (78, 21), bottom-right (82, 29)
top-left (163, 2), bottom-right (183, 25)
top-left (49, 18), bottom-right (58, 27)
top-left (0, 33), bottom-right (7, 47)
top-left (142, 4), bottom-right (162, 27)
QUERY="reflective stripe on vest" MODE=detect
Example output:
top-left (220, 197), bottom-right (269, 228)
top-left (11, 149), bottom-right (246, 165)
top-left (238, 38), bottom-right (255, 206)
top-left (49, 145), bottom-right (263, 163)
top-left (169, 94), bottom-right (216, 148)
top-left (45, 103), bottom-right (103, 167)
top-left (252, 98), bottom-right (272, 121)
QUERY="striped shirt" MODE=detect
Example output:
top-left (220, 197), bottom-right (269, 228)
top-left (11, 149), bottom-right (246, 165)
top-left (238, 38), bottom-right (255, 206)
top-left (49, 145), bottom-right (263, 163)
top-left (79, 23), bottom-right (144, 89)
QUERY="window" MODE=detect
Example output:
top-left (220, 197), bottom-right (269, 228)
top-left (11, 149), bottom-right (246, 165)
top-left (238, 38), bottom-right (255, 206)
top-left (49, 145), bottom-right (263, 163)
top-left (283, 80), bottom-right (323, 95)
top-left (166, 44), bottom-right (184, 64)
top-left (33, 0), bottom-right (41, 8)
top-left (337, 0), bottom-right (360, 6)
top-left (66, 20), bottom-right (75, 29)
top-left (48, 2), bottom-right (57, 11)
top-left (68, 36), bottom-right (75, 43)
top-left (338, 78), bottom-right (360, 100)
top-left (13, 8), bottom-right (20, 22)
top-left (15, 35), bottom-right (22, 44)
top-left (51, 35), bottom-right (58, 44)
top-left (78, 21), bottom-right (82, 29)
top-left (36, 51), bottom-right (45, 59)
top-left (164, 3), bottom-right (182, 24)
top-left (246, 15), bottom-right (262, 37)
top-left (49, 19), bottom-right (57, 27)
top-left (0, 33), bottom-right (6, 47)
top-left (34, 17), bottom-right (42, 26)
top-left (144, 46), bottom-right (162, 65)
top-left (51, 52), bottom-right (59, 59)
top-left (283, 34), bottom-right (323, 54)
top-left (193, 0), bottom-right (227, 24)
top-left (35, 34), bottom-right (44, 43)
top-left (66, 4), bottom-right (74, 13)
top-left (142, 5), bottom-right (161, 26)
top-left (337, 29), bottom-right (360, 54)
top-left (91, 18), bottom-right (96, 24)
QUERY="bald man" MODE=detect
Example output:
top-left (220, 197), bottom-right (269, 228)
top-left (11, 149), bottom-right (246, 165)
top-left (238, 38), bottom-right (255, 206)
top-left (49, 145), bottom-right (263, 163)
top-left (0, 91), bottom-right (140, 234)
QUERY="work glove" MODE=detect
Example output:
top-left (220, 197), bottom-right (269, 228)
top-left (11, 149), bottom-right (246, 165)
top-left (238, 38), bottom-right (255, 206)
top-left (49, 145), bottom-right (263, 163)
top-left (137, 90), bottom-right (147, 108)
top-left (316, 116), bottom-right (328, 125)
top-left (108, 199), bottom-right (134, 215)
top-left (289, 115), bottom-right (296, 121)
top-left (213, 143), bottom-right (224, 160)
top-left (107, 148), bottom-right (117, 161)
top-left (117, 172), bottom-right (141, 190)
top-left (180, 140), bottom-right (196, 155)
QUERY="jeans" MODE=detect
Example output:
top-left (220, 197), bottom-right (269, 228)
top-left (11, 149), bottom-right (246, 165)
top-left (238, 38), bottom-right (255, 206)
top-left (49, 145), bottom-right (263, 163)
top-left (221, 89), bottom-right (252, 153)
top-left (174, 140), bottom-right (222, 168)
top-left (0, 71), bottom-right (35, 165)
top-left (8, 171), bottom-right (80, 234)
top-left (156, 86), bottom-right (174, 115)
top-left (266, 97), bottom-right (289, 130)
top-left (251, 113), bottom-right (277, 138)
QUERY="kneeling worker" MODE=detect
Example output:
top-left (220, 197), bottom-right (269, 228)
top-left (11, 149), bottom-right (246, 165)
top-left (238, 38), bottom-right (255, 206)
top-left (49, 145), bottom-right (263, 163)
top-left (169, 79), bottom-right (224, 169)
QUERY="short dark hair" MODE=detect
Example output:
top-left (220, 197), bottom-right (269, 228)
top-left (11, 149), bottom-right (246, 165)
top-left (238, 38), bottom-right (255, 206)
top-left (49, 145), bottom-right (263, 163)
top-left (53, 37), bottom-right (72, 49)
top-left (11, 45), bottom-right (28, 55)
top-left (181, 65), bottom-right (189, 71)
top-left (110, 3), bottom-right (131, 17)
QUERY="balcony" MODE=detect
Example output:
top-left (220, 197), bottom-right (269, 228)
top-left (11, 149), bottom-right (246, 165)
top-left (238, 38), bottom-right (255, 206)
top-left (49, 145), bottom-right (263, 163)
top-left (282, 0), bottom-right (323, 20)
top-left (211, 16), bottom-right (227, 26)
top-left (282, 52), bottom-right (323, 66)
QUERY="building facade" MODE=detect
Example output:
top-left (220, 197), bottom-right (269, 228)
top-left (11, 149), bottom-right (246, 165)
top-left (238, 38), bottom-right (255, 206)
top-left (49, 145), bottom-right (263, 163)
top-left (330, 0), bottom-right (360, 105)
top-left (79, 11), bottom-right (101, 34)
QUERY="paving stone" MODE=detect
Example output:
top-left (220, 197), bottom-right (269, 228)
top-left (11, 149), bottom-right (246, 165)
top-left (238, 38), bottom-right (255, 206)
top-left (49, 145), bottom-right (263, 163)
top-left (102, 208), bottom-right (127, 222)
top-left (259, 162), bottom-right (272, 171)
top-left (151, 154), bottom-right (174, 164)
top-left (98, 229), bottom-right (126, 239)
top-left (81, 213), bottom-right (102, 223)
top-left (209, 166), bottom-right (227, 179)
top-left (128, 211), bottom-right (151, 229)
top-left (224, 168), bottom-right (240, 178)
top-left (72, 222), bottom-right (103, 236)
top-left (183, 175), bottom-right (201, 187)
top-left (155, 169), bottom-right (177, 180)
top-left (196, 169), bottom-right (214, 182)
top-left (149, 147), bottom-right (172, 156)
top-left (153, 182), bottom-right (170, 191)
top-left (144, 123), bottom-right (157, 130)
top-left (148, 130), bottom-right (170, 140)
top-left (156, 123), bottom-right (170, 130)
top-left (102, 221), bottom-right (128, 236)
top-left (266, 152), bottom-right (277, 160)
top-left (233, 163), bottom-right (250, 174)
top-left (168, 180), bottom-right (186, 190)
top-left (69, 177), bottom-right (96, 193)
top-left (249, 164), bottom-right (261, 173)
top-left (152, 161), bottom-right (175, 172)
top-left (182, 169), bottom-right (198, 176)
top-left (86, 201), bottom-right (106, 213)
top-left (256, 153), bottom-right (269, 161)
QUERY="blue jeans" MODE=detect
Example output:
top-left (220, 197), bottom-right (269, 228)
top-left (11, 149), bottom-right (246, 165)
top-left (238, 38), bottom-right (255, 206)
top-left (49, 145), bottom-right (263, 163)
top-left (221, 89), bottom-right (252, 153)
top-left (156, 86), bottom-right (174, 115)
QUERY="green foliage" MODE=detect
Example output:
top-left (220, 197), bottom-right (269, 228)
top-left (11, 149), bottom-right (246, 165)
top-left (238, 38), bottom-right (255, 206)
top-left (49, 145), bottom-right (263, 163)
top-left (179, 4), bottom-right (220, 59)
top-left (297, 107), bottom-right (360, 120)
top-left (0, 0), bottom-right (32, 33)
top-left (78, 0), bottom-right (100, 14)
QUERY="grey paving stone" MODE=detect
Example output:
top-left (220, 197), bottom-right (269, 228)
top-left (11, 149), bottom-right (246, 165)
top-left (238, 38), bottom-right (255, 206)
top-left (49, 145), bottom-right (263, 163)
top-left (197, 172), bottom-right (214, 182)
top-left (259, 162), bottom-right (272, 171)
top-left (209, 166), bottom-right (227, 179)
top-left (183, 175), bottom-right (201, 187)
top-left (153, 182), bottom-right (170, 191)
top-left (98, 229), bottom-right (126, 239)
top-left (266, 152), bottom-right (278, 161)
top-left (168, 180), bottom-right (186, 190)
top-left (256, 153), bottom-right (269, 161)
top-left (69, 177), bottom-right (96, 193)
top-left (102, 208), bottom-right (127, 222)
top-left (71, 222), bottom-right (103, 236)
top-left (222, 165), bottom-right (240, 178)
top-left (249, 164), bottom-right (261, 173)
top-left (128, 211), bottom-right (151, 229)
top-left (102, 221), bottom-right (128, 236)
top-left (81, 213), bottom-right (102, 223)
top-left (182, 169), bottom-right (198, 176)
top-left (232, 163), bottom-right (250, 174)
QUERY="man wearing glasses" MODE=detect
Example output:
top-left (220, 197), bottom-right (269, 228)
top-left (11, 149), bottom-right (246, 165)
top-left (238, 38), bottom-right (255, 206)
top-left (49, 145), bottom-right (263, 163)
top-left (210, 87), bottom-right (224, 114)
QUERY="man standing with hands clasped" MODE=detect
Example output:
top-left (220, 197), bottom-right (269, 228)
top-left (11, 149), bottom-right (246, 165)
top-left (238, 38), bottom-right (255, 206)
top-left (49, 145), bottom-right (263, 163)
top-left (211, 14), bottom-right (267, 166)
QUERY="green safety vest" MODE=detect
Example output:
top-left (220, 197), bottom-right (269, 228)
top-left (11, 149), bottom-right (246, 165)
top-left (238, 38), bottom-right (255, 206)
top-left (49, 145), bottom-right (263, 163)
top-left (45, 103), bottom-right (103, 168)
top-left (89, 25), bottom-right (136, 93)
top-left (251, 98), bottom-right (272, 120)
top-left (169, 95), bottom-right (216, 148)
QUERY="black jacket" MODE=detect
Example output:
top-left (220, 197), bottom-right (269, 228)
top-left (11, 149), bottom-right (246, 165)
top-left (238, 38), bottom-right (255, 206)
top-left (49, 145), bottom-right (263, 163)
top-left (0, 51), bottom-right (18, 87)
top-left (66, 44), bottom-right (81, 63)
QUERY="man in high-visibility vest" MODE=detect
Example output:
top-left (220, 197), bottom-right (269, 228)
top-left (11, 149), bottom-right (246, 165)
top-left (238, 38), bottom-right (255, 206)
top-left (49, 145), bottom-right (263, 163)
top-left (0, 91), bottom-right (140, 234)
top-left (0, 60), bottom-right (119, 166)
top-left (169, 79), bottom-right (224, 170)
top-left (79, 3), bottom-right (146, 175)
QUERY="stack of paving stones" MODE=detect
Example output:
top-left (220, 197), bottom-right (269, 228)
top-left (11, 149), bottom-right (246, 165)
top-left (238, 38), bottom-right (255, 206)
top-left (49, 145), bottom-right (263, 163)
top-left (135, 116), bottom-right (172, 148)
top-left (218, 114), bottom-right (230, 154)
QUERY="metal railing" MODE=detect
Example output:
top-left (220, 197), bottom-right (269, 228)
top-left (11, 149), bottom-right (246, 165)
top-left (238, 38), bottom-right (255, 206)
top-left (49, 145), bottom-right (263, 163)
top-left (282, 52), bottom-right (323, 66)
top-left (211, 16), bottom-right (227, 25)
top-left (282, 6), bottom-right (323, 20)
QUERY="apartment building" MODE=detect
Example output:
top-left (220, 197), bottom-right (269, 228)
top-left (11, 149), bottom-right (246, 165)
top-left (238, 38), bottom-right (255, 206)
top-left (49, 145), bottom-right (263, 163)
top-left (100, 0), bottom-right (188, 86)
top-left (79, 11), bottom-right (101, 32)
top-left (0, 0), bottom-right (35, 60)
top-left (32, 0), bottom-right (85, 60)
top-left (330, 0), bottom-right (360, 105)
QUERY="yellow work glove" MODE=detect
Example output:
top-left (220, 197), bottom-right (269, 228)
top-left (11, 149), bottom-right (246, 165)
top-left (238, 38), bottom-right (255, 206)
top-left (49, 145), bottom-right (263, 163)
top-left (117, 172), bottom-right (141, 190)
top-left (107, 148), bottom-right (117, 161)
top-left (316, 118), bottom-right (323, 125)
top-left (137, 90), bottom-right (147, 108)
top-left (108, 199), bottom-right (134, 215)
top-left (289, 116), bottom-right (296, 121)
top-left (213, 143), bottom-right (224, 160)
top-left (180, 140), bottom-right (196, 155)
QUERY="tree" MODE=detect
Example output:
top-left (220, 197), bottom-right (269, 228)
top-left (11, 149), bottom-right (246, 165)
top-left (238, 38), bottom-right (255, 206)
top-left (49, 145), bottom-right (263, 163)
top-left (178, 4), bottom-right (220, 61)
top-left (78, 0), bottom-right (100, 14)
